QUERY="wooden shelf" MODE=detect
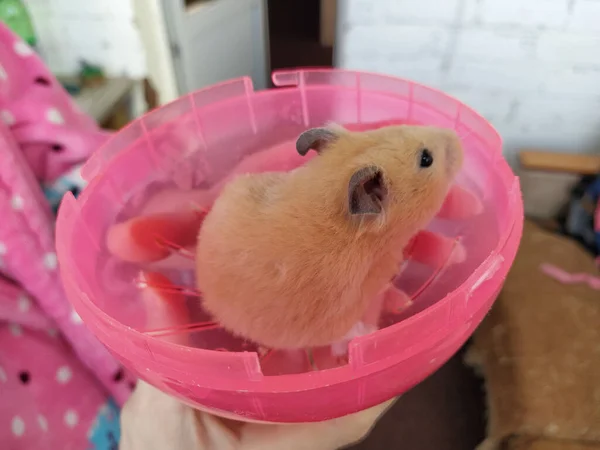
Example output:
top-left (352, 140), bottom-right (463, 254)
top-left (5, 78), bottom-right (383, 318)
top-left (519, 150), bottom-right (600, 175)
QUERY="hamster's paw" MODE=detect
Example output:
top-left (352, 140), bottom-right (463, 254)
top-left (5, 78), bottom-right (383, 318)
top-left (383, 285), bottom-right (413, 313)
top-left (331, 321), bottom-right (378, 356)
top-left (449, 239), bottom-right (467, 265)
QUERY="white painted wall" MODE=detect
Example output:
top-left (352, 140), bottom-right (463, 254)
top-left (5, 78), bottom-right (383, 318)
top-left (23, 0), bottom-right (179, 106)
top-left (132, 0), bottom-right (179, 104)
top-left (24, 0), bottom-right (146, 78)
top-left (337, 0), bottom-right (600, 164)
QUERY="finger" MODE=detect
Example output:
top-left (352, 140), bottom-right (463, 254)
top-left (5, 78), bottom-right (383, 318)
top-left (121, 381), bottom-right (205, 450)
top-left (106, 210), bottom-right (207, 263)
top-left (404, 230), bottom-right (466, 268)
top-left (437, 185), bottom-right (482, 219)
top-left (239, 398), bottom-right (398, 450)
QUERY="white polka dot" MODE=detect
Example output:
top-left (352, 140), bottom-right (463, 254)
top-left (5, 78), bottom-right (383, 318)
top-left (1, 110), bottom-right (14, 125)
top-left (64, 409), bottom-right (78, 428)
top-left (0, 63), bottom-right (7, 80)
top-left (0, 242), bottom-right (6, 255)
top-left (12, 416), bottom-right (25, 436)
top-left (46, 108), bottom-right (64, 125)
top-left (18, 295), bottom-right (31, 313)
top-left (11, 195), bottom-right (23, 210)
top-left (56, 366), bottom-right (72, 384)
top-left (14, 40), bottom-right (34, 56)
top-left (0, 366), bottom-right (6, 383)
top-left (43, 252), bottom-right (57, 270)
top-left (9, 323), bottom-right (22, 336)
top-left (37, 415), bottom-right (48, 432)
top-left (70, 309), bottom-right (83, 324)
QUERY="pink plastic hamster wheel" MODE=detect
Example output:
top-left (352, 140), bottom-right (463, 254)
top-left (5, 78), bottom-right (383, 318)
top-left (56, 69), bottom-right (523, 423)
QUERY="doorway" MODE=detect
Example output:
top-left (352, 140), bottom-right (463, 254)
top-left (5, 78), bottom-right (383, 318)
top-left (267, 0), bottom-right (334, 74)
top-left (159, 0), bottom-right (336, 95)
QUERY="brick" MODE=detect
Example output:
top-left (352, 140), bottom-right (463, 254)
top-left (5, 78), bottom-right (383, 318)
top-left (44, 45), bottom-right (79, 75)
top-left (104, 0), bottom-right (135, 21)
top-left (442, 88), bottom-right (517, 124)
top-left (387, 0), bottom-right (459, 25)
top-left (105, 42), bottom-right (147, 78)
top-left (537, 31), bottom-right (600, 64)
top-left (444, 61), bottom-right (547, 93)
top-left (338, 54), bottom-right (444, 86)
top-left (52, 0), bottom-right (111, 18)
top-left (377, 60), bottom-right (447, 88)
top-left (453, 28), bottom-right (538, 62)
top-left (340, 25), bottom-right (451, 62)
top-left (567, 0), bottom-right (600, 33)
top-left (63, 19), bottom-right (111, 50)
top-left (29, 15), bottom-right (64, 49)
top-left (512, 93), bottom-right (600, 134)
top-left (463, 0), bottom-right (569, 29)
top-left (544, 66), bottom-right (600, 95)
top-left (338, 0), bottom-right (384, 26)
top-left (525, 127), bottom-right (600, 153)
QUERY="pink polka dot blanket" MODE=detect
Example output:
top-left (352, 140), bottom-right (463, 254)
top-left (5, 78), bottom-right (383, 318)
top-left (0, 22), bottom-right (135, 448)
top-left (0, 277), bottom-right (120, 449)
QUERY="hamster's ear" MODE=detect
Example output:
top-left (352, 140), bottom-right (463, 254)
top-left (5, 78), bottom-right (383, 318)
top-left (296, 126), bottom-right (342, 156)
top-left (348, 166), bottom-right (388, 215)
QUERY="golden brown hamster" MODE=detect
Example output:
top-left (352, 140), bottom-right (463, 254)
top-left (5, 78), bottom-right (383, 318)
top-left (196, 124), bottom-right (464, 349)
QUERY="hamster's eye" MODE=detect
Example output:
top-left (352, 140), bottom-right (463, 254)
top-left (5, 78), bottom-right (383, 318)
top-left (419, 149), bottom-right (433, 168)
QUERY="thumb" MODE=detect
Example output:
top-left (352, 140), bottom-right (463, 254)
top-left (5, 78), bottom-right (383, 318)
top-left (239, 398), bottom-right (397, 450)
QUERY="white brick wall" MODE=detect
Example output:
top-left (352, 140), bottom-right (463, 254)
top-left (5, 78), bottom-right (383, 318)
top-left (23, 0), bottom-right (146, 78)
top-left (337, 0), bottom-right (600, 164)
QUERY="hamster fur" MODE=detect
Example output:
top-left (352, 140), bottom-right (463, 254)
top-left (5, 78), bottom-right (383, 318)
top-left (195, 124), bottom-right (464, 349)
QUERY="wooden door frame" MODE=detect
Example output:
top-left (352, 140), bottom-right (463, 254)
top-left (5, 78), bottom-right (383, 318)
top-left (159, 0), bottom-right (189, 94)
top-left (159, 0), bottom-right (270, 94)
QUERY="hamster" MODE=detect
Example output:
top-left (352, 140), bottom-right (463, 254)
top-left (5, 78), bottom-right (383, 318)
top-left (195, 124), bottom-right (464, 350)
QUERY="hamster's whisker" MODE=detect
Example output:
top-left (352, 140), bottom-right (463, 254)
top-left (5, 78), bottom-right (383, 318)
top-left (306, 348), bottom-right (318, 371)
top-left (158, 285), bottom-right (201, 297)
top-left (190, 202), bottom-right (210, 215)
top-left (137, 278), bottom-right (202, 298)
top-left (259, 348), bottom-right (275, 363)
top-left (153, 235), bottom-right (196, 260)
top-left (411, 236), bottom-right (462, 301)
top-left (145, 321), bottom-right (221, 337)
top-left (335, 355), bottom-right (349, 366)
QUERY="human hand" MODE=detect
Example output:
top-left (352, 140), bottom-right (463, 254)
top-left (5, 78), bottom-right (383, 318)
top-left (120, 380), bottom-right (395, 450)
top-left (118, 251), bottom-right (396, 450)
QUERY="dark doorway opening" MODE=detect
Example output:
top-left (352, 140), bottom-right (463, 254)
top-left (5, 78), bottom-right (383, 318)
top-left (267, 0), bottom-right (334, 74)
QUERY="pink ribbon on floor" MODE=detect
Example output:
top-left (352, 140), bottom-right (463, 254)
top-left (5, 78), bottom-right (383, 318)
top-left (540, 263), bottom-right (600, 290)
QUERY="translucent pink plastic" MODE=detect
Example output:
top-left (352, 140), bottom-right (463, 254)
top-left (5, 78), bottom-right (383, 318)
top-left (56, 69), bottom-right (523, 423)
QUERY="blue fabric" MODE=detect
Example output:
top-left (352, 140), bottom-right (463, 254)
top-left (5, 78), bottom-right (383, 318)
top-left (42, 164), bottom-right (86, 213)
top-left (87, 398), bottom-right (120, 450)
top-left (587, 176), bottom-right (600, 253)
top-left (563, 173), bottom-right (600, 256)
